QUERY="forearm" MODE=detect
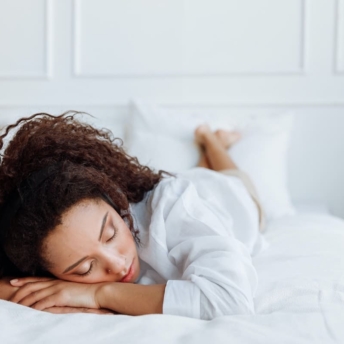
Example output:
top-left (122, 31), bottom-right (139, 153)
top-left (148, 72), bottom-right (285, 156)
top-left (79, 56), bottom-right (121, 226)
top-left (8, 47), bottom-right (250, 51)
top-left (97, 283), bottom-right (166, 316)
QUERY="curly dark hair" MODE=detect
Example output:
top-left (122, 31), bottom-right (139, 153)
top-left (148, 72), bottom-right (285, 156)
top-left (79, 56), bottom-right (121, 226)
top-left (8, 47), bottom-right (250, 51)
top-left (0, 111), bottom-right (170, 278)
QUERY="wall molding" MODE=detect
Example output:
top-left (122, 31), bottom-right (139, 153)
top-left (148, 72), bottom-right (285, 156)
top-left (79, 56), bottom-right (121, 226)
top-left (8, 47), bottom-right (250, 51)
top-left (72, 0), bottom-right (81, 78)
top-left (334, 0), bottom-right (344, 74)
top-left (299, 0), bottom-right (308, 72)
top-left (2, 102), bottom-right (344, 109)
top-left (0, 0), bottom-right (53, 80)
top-left (72, 0), bottom-right (308, 78)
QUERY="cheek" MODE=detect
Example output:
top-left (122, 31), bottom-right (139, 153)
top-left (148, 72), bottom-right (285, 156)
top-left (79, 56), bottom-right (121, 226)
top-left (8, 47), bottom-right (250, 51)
top-left (124, 228), bottom-right (137, 251)
top-left (56, 274), bottom-right (81, 283)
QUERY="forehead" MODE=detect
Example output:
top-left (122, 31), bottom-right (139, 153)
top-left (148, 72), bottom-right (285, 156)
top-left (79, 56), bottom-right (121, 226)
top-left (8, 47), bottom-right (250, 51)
top-left (61, 198), bottom-right (105, 226)
top-left (43, 199), bottom-right (112, 263)
top-left (56, 198), bottom-right (116, 237)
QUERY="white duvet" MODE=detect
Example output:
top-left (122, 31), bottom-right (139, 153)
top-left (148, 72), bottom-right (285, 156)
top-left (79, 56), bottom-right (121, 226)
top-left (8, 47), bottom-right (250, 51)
top-left (1, 212), bottom-right (344, 344)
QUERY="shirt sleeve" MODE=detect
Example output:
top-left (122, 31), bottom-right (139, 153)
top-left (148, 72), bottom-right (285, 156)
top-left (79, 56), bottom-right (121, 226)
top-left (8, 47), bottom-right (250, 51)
top-left (152, 177), bottom-right (258, 320)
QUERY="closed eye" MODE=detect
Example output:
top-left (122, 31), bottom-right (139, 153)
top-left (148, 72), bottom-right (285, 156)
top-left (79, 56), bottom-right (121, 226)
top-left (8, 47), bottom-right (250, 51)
top-left (107, 226), bottom-right (118, 242)
top-left (76, 225), bottom-right (118, 277)
top-left (79, 261), bottom-right (94, 277)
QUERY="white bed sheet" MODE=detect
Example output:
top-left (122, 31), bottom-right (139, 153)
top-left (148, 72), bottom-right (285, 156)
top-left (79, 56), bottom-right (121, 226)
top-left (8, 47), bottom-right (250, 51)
top-left (1, 212), bottom-right (344, 344)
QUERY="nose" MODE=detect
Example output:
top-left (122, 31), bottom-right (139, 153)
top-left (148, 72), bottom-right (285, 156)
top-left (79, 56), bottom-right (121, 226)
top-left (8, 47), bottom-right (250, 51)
top-left (104, 251), bottom-right (127, 277)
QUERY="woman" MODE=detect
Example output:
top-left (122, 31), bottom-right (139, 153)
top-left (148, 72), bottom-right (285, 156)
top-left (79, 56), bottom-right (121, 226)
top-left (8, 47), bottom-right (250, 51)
top-left (0, 111), bottom-right (267, 319)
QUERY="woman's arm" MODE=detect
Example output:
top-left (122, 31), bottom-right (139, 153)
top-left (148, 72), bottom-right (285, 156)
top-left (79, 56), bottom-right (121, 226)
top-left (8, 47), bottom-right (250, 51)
top-left (139, 175), bottom-right (259, 320)
top-left (97, 283), bottom-right (166, 316)
top-left (4, 277), bottom-right (115, 315)
top-left (0, 277), bottom-right (19, 300)
top-left (9, 276), bottom-right (165, 316)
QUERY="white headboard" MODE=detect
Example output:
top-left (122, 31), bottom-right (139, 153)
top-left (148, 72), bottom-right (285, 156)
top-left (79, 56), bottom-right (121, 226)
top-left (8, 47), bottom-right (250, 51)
top-left (0, 0), bottom-right (343, 218)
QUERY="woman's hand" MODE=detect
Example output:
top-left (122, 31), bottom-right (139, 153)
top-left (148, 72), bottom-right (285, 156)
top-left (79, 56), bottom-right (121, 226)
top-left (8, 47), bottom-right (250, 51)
top-left (0, 277), bottom-right (20, 300)
top-left (9, 277), bottom-right (106, 311)
top-left (43, 306), bottom-right (116, 315)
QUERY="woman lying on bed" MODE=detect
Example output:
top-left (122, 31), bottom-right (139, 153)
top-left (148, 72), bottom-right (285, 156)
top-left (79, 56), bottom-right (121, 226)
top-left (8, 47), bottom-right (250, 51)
top-left (0, 112), bottom-right (268, 320)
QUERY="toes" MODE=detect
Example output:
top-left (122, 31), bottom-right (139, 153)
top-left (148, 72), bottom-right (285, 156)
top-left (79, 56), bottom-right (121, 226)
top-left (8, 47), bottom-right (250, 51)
top-left (194, 124), bottom-right (211, 145)
top-left (214, 129), bottom-right (230, 148)
top-left (195, 124), bottom-right (211, 135)
top-left (229, 131), bottom-right (242, 143)
top-left (215, 129), bottom-right (242, 149)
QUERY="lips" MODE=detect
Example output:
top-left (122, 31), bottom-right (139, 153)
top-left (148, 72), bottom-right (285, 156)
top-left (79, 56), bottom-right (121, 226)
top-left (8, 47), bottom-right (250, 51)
top-left (120, 259), bottom-right (134, 283)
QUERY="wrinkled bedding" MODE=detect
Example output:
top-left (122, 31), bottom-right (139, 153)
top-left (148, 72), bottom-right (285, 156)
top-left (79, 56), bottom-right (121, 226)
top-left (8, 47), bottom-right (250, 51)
top-left (1, 213), bottom-right (344, 344)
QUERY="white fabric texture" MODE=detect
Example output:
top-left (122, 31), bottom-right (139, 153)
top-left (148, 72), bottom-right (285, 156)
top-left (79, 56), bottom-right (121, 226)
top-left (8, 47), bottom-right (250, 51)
top-left (254, 213), bottom-right (344, 315)
top-left (124, 99), bottom-right (296, 221)
top-left (131, 167), bottom-right (268, 320)
top-left (1, 212), bottom-right (344, 344)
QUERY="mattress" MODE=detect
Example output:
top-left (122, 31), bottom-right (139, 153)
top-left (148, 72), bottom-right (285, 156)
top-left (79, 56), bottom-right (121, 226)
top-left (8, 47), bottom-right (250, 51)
top-left (1, 212), bottom-right (344, 344)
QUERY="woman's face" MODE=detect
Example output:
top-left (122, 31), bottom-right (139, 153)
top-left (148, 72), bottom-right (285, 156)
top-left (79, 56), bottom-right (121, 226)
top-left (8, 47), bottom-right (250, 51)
top-left (43, 198), bottom-right (140, 284)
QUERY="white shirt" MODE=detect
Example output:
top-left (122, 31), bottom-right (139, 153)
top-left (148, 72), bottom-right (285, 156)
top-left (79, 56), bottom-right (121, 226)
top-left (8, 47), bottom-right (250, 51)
top-left (130, 167), bottom-right (269, 320)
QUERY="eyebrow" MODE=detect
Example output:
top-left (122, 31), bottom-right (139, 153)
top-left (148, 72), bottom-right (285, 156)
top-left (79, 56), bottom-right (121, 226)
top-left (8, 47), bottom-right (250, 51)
top-left (62, 211), bottom-right (109, 274)
top-left (98, 211), bottom-right (109, 241)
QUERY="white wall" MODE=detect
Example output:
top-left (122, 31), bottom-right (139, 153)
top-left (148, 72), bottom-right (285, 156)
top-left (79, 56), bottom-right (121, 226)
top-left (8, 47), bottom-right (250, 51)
top-left (288, 108), bottom-right (344, 217)
top-left (0, 0), bottom-right (343, 217)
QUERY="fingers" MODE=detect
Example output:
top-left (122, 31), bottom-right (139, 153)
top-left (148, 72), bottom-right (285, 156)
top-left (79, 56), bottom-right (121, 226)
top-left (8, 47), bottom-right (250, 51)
top-left (44, 307), bottom-right (80, 314)
top-left (10, 277), bottom-right (55, 287)
top-left (9, 280), bottom-right (56, 304)
top-left (10, 283), bottom-right (68, 311)
top-left (12, 285), bottom-right (56, 308)
top-left (8, 279), bottom-right (102, 311)
top-left (31, 294), bottom-right (59, 311)
top-left (44, 307), bottom-right (115, 315)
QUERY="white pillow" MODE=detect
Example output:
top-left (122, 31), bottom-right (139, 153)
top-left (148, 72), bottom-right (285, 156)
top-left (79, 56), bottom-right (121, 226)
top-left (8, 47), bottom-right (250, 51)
top-left (124, 99), bottom-right (296, 221)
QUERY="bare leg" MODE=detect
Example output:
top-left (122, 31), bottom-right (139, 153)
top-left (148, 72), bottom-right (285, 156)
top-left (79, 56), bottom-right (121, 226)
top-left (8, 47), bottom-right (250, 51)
top-left (195, 125), bottom-right (265, 231)
top-left (197, 149), bottom-right (211, 168)
top-left (195, 125), bottom-right (241, 171)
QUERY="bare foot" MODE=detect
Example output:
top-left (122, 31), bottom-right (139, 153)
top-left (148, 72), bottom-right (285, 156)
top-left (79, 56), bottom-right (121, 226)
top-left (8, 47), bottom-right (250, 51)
top-left (194, 124), bottom-right (212, 147)
top-left (214, 129), bottom-right (242, 149)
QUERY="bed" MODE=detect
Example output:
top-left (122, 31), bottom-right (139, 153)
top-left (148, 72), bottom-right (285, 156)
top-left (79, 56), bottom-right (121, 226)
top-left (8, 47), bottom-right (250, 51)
top-left (1, 210), bottom-right (344, 343)
top-left (1, 101), bottom-right (344, 343)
